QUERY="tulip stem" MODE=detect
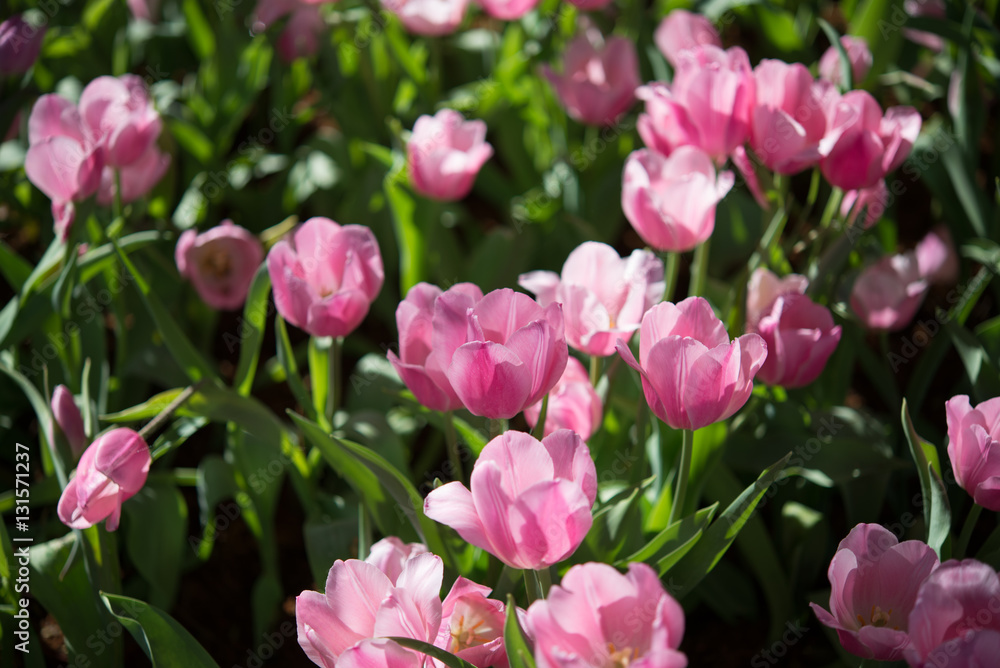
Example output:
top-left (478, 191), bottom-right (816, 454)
top-left (668, 429), bottom-right (695, 526)
top-left (331, 336), bottom-right (342, 418)
top-left (113, 169), bottom-right (124, 226)
top-left (489, 418), bottom-right (508, 440)
top-left (662, 251), bottom-right (680, 303)
top-left (689, 238), bottom-right (711, 298)
top-left (531, 395), bottom-right (549, 439)
top-left (358, 504), bottom-right (371, 561)
top-left (817, 187), bottom-right (843, 232)
top-left (443, 410), bottom-right (464, 482)
top-left (956, 503), bottom-right (983, 559)
top-left (590, 355), bottom-right (601, 387)
top-left (138, 380), bottom-right (204, 441)
top-left (525, 569), bottom-right (545, 604)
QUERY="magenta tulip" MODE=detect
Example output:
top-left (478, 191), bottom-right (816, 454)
top-left (541, 31), bottom-right (640, 127)
top-left (56, 428), bottom-right (151, 531)
top-left (364, 536), bottom-right (428, 584)
top-left (745, 268), bottom-right (809, 331)
top-left (518, 241), bottom-right (664, 357)
top-left (850, 252), bottom-right (928, 331)
top-left (811, 523), bottom-right (939, 661)
top-left (841, 180), bottom-right (890, 230)
top-left (524, 357), bottom-right (603, 440)
top-left (435, 577), bottom-right (507, 667)
top-left (819, 36), bottom-right (873, 87)
top-left (0, 14), bottom-right (46, 75)
top-left (267, 217), bottom-right (384, 338)
top-left (79, 75), bottom-right (162, 168)
top-left (176, 220), bottom-right (264, 310)
top-left (407, 109), bottom-right (493, 201)
top-left (96, 143), bottom-right (170, 206)
top-left (753, 293), bottom-right (842, 388)
top-left (526, 562), bottom-right (687, 668)
top-left (916, 226), bottom-right (958, 285)
top-left (475, 0), bottom-right (539, 20)
top-left (653, 9), bottom-right (721, 68)
top-left (51, 385), bottom-right (87, 456)
top-left (381, 0), bottom-right (468, 36)
top-left (424, 430), bottom-right (597, 569)
top-left (904, 560), bottom-right (1000, 667)
top-left (622, 147), bottom-right (734, 253)
top-left (946, 395), bottom-right (1000, 512)
top-left (617, 297), bottom-right (766, 430)
top-left (750, 59), bottom-right (828, 174)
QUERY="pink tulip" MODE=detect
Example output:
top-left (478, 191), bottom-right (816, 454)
top-left (435, 577), bottom-right (507, 667)
top-left (945, 395), bottom-right (1000, 512)
top-left (339, 639), bottom-right (422, 668)
top-left (381, 0), bottom-right (468, 36)
top-left (819, 36), bottom-right (873, 87)
top-left (541, 31), bottom-right (640, 127)
top-left (913, 630), bottom-right (1000, 668)
top-left (745, 268), bottom-right (809, 331)
top-left (424, 430), bottom-right (596, 570)
top-left (850, 252), bottom-right (928, 331)
top-left (904, 560), bottom-right (1000, 667)
top-left (0, 14), bottom-right (46, 75)
top-left (56, 428), bottom-right (151, 531)
top-left (621, 147), bottom-right (734, 252)
top-left (126, 0), bottom-right (160, 22)
top-left (267, 217), bottom-right (384, 338)
top-left (753, 293), bottom-right (842, 388)
top-left (653, 9), bottom-right (721, 68)
top-left (810, 523), bottom-right (939, 662)
top-left (617, 297), bottom-right (766, 430)
top-left (636, 45), bottom-right (755, 163)
top-left (296, 553), bottom-right (443, 667)
top-left (51, 385), bottom-right (87, 456)
top-left (903, 0), bottom-right (946, 51)
top-left (79, 75), bottom-right (162, 168)
top-left (524, 357), bottom-right (603, 440)
top-left (841, 180), bottom-right (890, 230)
top-left (731, 145), bottom-right (770, 210)
top-left (276, 6), bottom-right (323, 62)
top-left (251, 0), bottom-right (327, 32)
top-left (518, 241), bottom-right (664, 357)
top-left (176, 220), bottom-right (264, 310)
top-left (820, 90), bottom-right (921, 190)
top-left (388, 282), bottom-right (485, 413)
top-left (475, 0), bottom-right (539, 20)
top-left (526, 562), bottom-right (687, 668)
top-left (916, 226), bottom-right (958, 285)
top-left (96, 143), bottom-right (170, 206)
top-left (407, 109), bottom-right (493, 201)
top-left (750, 59), bottom-right (828, 174)
top-left (365, 536), bottom-right (429, 584)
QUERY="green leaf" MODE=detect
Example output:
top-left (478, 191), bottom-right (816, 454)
top-left (0, 240), bottom-right (32, 290)
top-left (387, 637), bottom-right (478, 668)
top-left (901, 399), bottom-right (951, 556)
top-left (181, 0), bottom-right (216, 59)
top-left (385, 163), bottom-right (425, 294)
top-left (817, 18), bottom-right (853, 91)
top-left (101, 592), bottom-right (220, 668)
top-left (232, 265), bottom-right (271, 396)
top-left (167, 119), bottom-right (215, 164)
top-left (503, 593), bottom-right (536, 668)
top-left (621, 503), bottom-right (718, 569)
top-left (124, 481), bottom-right (188, 610)
top-left (275, 315), bottom-right (318, 423)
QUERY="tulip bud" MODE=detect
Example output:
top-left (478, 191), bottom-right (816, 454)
top-left (819, 36), bottom-right (873, 87)
top-left (51, 385), bottom-right (87, 456)
top-left (654, 9), bottom-right (721, 67)
top-left (0, 14), bottom-right (46, 76)
top-left (176, 220), bottom-right (264, 311)
top-left (407, 109), bottom-right (493, 201)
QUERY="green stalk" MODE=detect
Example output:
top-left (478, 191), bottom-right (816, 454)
top-left (956, 503), bottom-right (983, 559)
top-left (443, 410), bottom-right (464, 481)
top-left (524, 569), bottom-right (544, 604)
top-left (689, 238), bottom-right (711, 298)
top-left (489, 418), bottom-right (508, 440)
top-left (531, 395), bottom-right (549, 439)
top-left (590, 354), bottom-right (602, 387)
top-left (662, 251), bottom-right (680, 303)
top-left (668, 429), bottom-right (695, 525)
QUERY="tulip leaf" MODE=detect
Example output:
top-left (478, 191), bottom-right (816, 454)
top-left (816, 18), bottom-right (853, 91)
top-left (621, 503), bottom-right (718, 568)
top-left (101, 592), bottom-right (220, 668)
top-left (275, 315), bottom-right (319, 424)
top-left (503, 594), bottom-right (536, 668)
top-left (385, 160), bottom-right (425, 294)
top-left (232, 265), bottom-right (271, 396)
top-left (0, 239), bottom-right (33, 290)
top-left (18, 236), bottom-right (65, 305)
top-left (123, 480), bottom-right (188, 610)
top-left (387, 638), bottom-right (478, 668)
top-left (901, 400), bottom-right (951, 557)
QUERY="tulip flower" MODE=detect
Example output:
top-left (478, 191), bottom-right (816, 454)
top-left (96, 144), bottom-right (170, 206)
top-left (0, 14), bottom-right (46, 75)
top-left (617, 297), bottom-right (766, 431)
top-left (365, 536), bottom-right (429, 584)
top-left (810, 523), bottom-right (939, 662)
top-left (424, 430), bottom-right (597, 570)
top-left (276, 6), bottom-right (324, 62)
top-left (296, 553), bottom-right (443, 667)
top-left (407, 109), bottom-right (493, 201)
top-left (841, 180), bottom-right (890, 230)
top-left (622, 147), bottom-right (734, 253)
top-left (267, 217), bottom-right (384, 338)
top-left (753, 293), bottom-right (842, 388)
top-left (915, 226), bottom-right (958, 285)
top-left (79, 75), bottom-right (162, 168)
top-left (745, 268), bottom-right (809, 331)
top-left (653, 9), bottom-right (721, 67)
top-left (541, 31), bottom-right (640, 127)
top-left (903, 0), bottom-right (946, 51)
top-left (524, 357), bottom-right (603, 439)
top-left (51, 385), bottom-right (87, 456)
top-left (731, 145), bottom-right (770, 210)
top-left (636, 45), bottom-right (755, 163)
top-left (750, 59), bottom-right (828, 174)
top-left (475, 0), bottom-right (539, 20)
top-left (381, 0), bottom-right (468, 36)
top-left (819, 36), bottom-right (873, 87)
top-left (526, 562), bottom-right (688, 668)
top-left (435, 578), bottom-right (507, 667)
top-left (339, 639), bottom-right (422, 668)
top-left (518, 241), bottom-right (664, 357)
top-left (127, 0), bottom-right (160, 22)
top-left (904, 560), bottom-right (1000, 667)
top-left (57, 428), bottom-right (152, 531)
top-left (850, 252), bottom-right (928, 331)
top-left (945, 395), bottom-right (1000, 512)
top-left (176, 220), bottom-right (264, 311)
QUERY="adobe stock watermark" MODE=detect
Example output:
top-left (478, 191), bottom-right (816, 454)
top-left (231, 621), bottom-right (297, 668)
top-left (749, 620), bottom-right (808, 666)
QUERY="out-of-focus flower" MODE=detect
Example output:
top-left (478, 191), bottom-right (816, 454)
top-left (946, 395), bottom-right (1000, 512)
top-left (276, 6), bottom-right (324, 62)
top-left (79, 75), bottom-right (162, 168)
top-left (364, 536), bottom-right (428, 584)
top-left (750, 59), bottom-right (827, 174)
top-left (267, 217), bottom-right (384, 338)
top-left (526, 562), bottom-right (687, 668)
top-left (127, 0), bottom-right (160, 22)
top-left (524, 357), bottom-right (603, 440)
top-left (745, 268), bottom-right (808, 331)
top-left (850, 252), bottom-right (928, 331)
top-left (753, 292), bottom-right (842, 388)
top-left (176, 221), bottom-right (264, 310)
top-left (903, 0), bottom-right (946, 51)
top-left (475, 0), bottom-right (539, 20)
top-left (518, 241), bottom-right (664, 357)
top-left (621, 146), bottom-right (734, 252)
top-left (841, 180), bottom-right (890, 230)
top-left (819, 36), bottom-right (873, 87)
top-left (251, 0), bottom-right (327, 33)
top-left (810, 523), bottom-right (939, 662)
top-left (57, 428), bottom-right (151, 531)
top-left (617, 297), bottom-right (767, 430)
top-left (435, 578), bottom-right (508, 667)
top-left (731, 145), bottom-right (770, 210)
top-left (51, 385), bottom-right (87, 456)
top-left (407, 109), bottom-right (493, 201)
top-left (424, 430), bottom-right (596, 569)
top-left (381, 0), bottom-right (469, 36)
top-left (0, 14), bottom-right (46, 75)
top-left (654, 9), bottom-right (720, 68)
top-left (915, 226), bottom-right (958, 285)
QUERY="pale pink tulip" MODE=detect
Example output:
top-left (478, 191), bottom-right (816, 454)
top-left (916, 226), bottom-right (958, 285)
top-left (277, 6), bottom-right (324, 62)
top-left (518, 241), bottom-right (664, 357)
top-left (810, 523), bottom-right (939, 662)
top-left (51, 385), bottom-right (87, 456)
top-left (617, 297), bottom-right (766, 430)
top-left (424, 430), bottom-right (596, 570)
top-left (753, 293), bottom-right (842, 388)
top-left (524, 357), bottom-right (603, 440)
top-left (475, 0), bottom-right (539, 20)
top-left (381, 0), bottom-right (468, 36)
top-left (126, 0), bottom-right (160, 22)
top-left (79, 75), bottom-right (162, 168)
top-left (850, 252), bottom-right (928, 331)
top-left (0, 14), bottom-right (46, 75)
top-left (750, 59), bottom-right (827, 174)
top-left (56, 428), bottom-right (151, 531)
top-left (653, 9), bottom-right (720, 67)
top-left (339, 639), bottom-right (422, 668)
top-left (365, 536), bottom-right (429, 584)
top-left (946, 395), bottom-right (1000, 512)
top-left (526, 562), bottom-right (687, 668)
top-left (621, 147), bottom-right (734, 252)
top-left (819, 36), bottom-right (873, 87)
top-left (841, 181), bottom-right (890, 230)
top-left (745, 268), bottom-right (809, 331)
top-left (176, 221), bottom-right (264, 310)
top-left (904, 560), bottom-right (1000, 667)
top-left (96, 143), bottom-right (170, 206)
top-left (435, 577), bottom-right (507, 667)
top-left (541, 31), bottom-right (640, 127)
top-left (408, 109), bottom-right (493, 201)
top-left (267, 217), bottom-right (384, 338)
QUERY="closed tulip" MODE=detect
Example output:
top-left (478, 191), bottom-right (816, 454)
top-left (811, 523), bottom-right (939, 662)
top-left (819, 36), bottom-right (873, 87)
top-left (0, 14), bottom-right (46, 75)
top-left (753, 293), bottom-right (842, 388)
top-left (518, 241), bottom-right (664, 357)
top-left (79, 75), bottom-right (162, 168)
top-left (946, 395), bottom-right (1000, 511)
top-left (915, 226), bottom-right (958, 285)
top-left (364, 536), bottom-right (428, 584)
top-left (176, 220), bottom-right (264, 311)
top-left (407, 109), bottom-right (493, 201)
top-left (745, 268), bottom-right (808, 331)
top-left (381, 0), bottom-right (468, 36)
top-left (267, 217), bottom-right (384, 338)
top-left (750, 59), bottom-right (828, 174)
top-left (653, 9), bottom-right (720, 68)
top-left (435, 577), bottom-right (508, 667)
top-left (51, 385), bottom-right (87, 456)
top-left (424, 430), bottom-right (597, 569)
top-left (617, 297), bottom-right (766, 430)
top-left (526, 562), bottom-right (687, 668)
top-left (850, 252), bottom-right (928, 331)
top-left (475, 0), bottom-right (539, 20)
top-left (524, 357), bottom-right (603, 440)
top-left (57, 428), bottom-right (152, 531)
top-left (276, 6), bottom-right (323, 62)
top-left (127, 0), bottom-right (160, 22)
top-left (621, 147), bottom-right (734, 253)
